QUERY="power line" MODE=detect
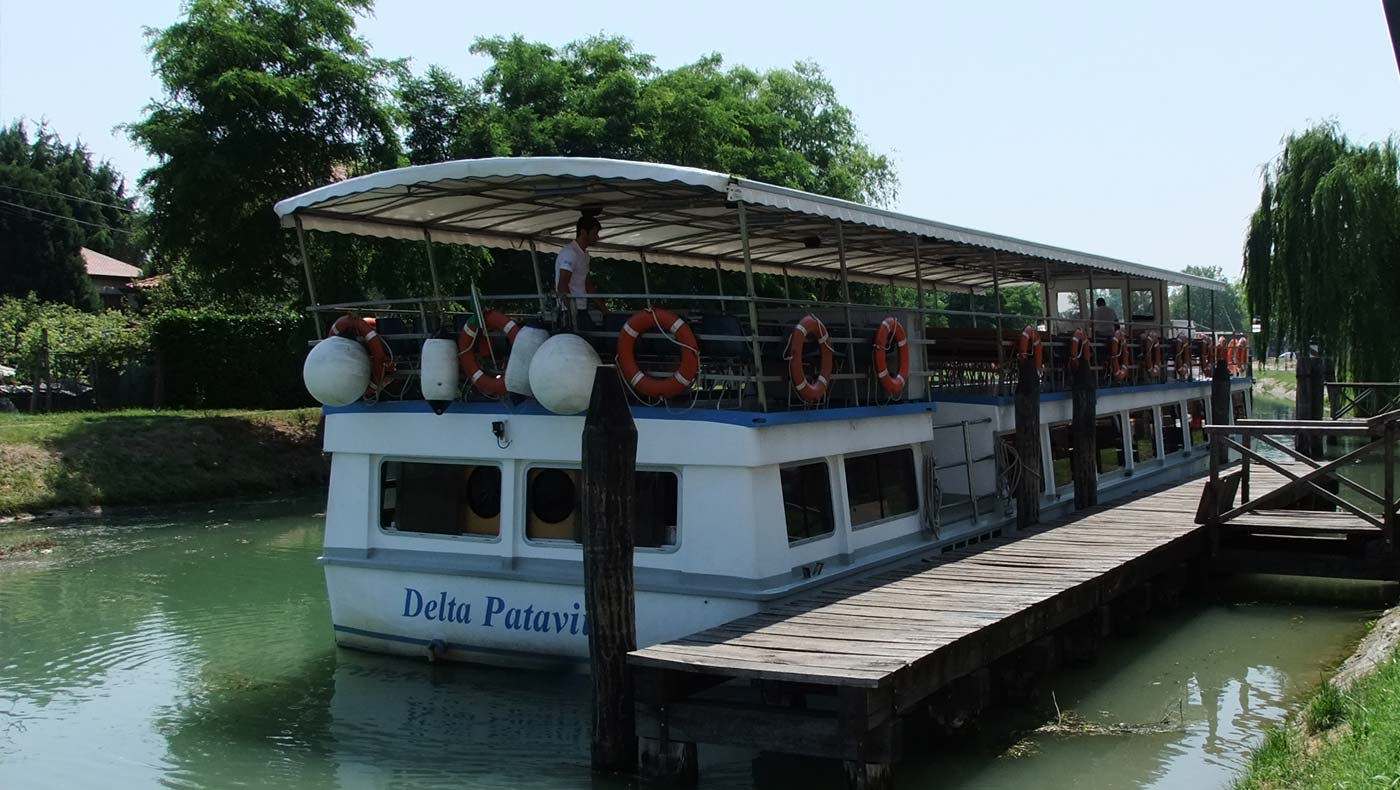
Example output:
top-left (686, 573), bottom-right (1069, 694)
top-left (0, 199), bottom-right (137, 235)
top-left (0, 183), bottom-right (137, 213)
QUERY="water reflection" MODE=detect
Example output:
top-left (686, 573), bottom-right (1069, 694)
top-left (0, 499), bottom-right (1378, 789)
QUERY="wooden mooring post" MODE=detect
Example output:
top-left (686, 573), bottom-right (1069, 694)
top-left (1015, 346), bottom-right (1041, 528)
top-left (1071, 351), bottom-right (1097, 509)
top-left (580, 365), bottom-right (638, 775)
top-left (1211, 355), bottom-right (1232, 470)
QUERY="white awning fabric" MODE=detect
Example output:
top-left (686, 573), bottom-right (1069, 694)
top-left (274, 157), bottom-right (1227, 292)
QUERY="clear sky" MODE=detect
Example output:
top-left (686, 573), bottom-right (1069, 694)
top-left (2, 0), bottom-right (1398, 279)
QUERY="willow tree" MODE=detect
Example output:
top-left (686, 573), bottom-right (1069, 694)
top-left (1243, 124), bottom-right (1400, 381)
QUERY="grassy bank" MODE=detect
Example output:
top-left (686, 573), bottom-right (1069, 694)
top-left (1235, 620), bottom-right (1400, 788)
top-left (0, 408), bottom-right (327, 518)
top-left (1252, 368), bottom-right (1297, 417)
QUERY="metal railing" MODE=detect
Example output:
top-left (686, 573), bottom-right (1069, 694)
top-left (306, 289), bottom-right (1245, 409)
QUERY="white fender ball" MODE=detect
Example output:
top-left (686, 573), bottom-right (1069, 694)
top-left (528, 334), bottom-right (602, 415)
top-left (505, 325), bottom-right (550, 398)
top-left (303, 335), bottom-right (370, 406)
top-left (419, 338), bottom-right (460, 403)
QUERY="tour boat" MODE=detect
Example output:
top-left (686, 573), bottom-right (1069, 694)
top-left (275, 157), bottom-right (1252, 666)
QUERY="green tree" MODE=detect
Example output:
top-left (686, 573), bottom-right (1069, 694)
top-left (1168, 265), bottom-right (1246, 333)
top-left (127, 0), bottom-right (402, 305)
top-left (400, 36), bottom-right (896, 206)
top-left (0, 121), bottom-right (142, 310)
top-left (1243, 123), bottom-right (1400, 380)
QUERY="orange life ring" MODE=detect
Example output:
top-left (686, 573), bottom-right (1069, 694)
top-left (617, 308), bottom-right (701, 399)
top-left (1068, 328), bottom-right (1093, 371)
top-left (1198, 335), bottom-right (1214, 371)
top-left (1142, 332), bottom-right (1162, 378)
top-left (788, 314), bottom-right (834, 403)
top-left (1231, 338), bottom-right (1248, 374)
top-left (1216, 337), bottom-right (1232, 365)
top-left (872, 317), bottom-right (910, 396)
top-left (1017, 326), bottom-right (1043, 374)
top-left (458, 310), bottom-right (521, 397)
top-left (1108, 329), bottom-right (1130, 382)
top-left (330, 315), bottom-right (394, 396)
top-left (1173, 333), bottom-right (1191, 380)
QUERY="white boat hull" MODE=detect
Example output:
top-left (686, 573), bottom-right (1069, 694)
top-left (325, 564), bottom-right (759, 666)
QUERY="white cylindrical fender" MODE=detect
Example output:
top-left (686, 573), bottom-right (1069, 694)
top-left (419, 338), bottom-right (460, 403)
top-left (505, 325), bottom-right (550, 398)
top-left (303, 335), bottom-right (370, 406)
top-left (529, 334), bottom-right (603, 415)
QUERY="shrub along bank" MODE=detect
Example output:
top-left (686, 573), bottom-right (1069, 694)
top-left (0, 408), bottom-right (326, 518)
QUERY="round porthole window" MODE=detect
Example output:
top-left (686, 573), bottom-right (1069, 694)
top-left (530, 469), bottom-right (577, 524)
top-left (465, 466), bottom-right (501, 519)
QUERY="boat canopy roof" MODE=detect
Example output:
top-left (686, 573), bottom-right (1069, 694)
top-left (274, 157), bottom-right (1227, 292)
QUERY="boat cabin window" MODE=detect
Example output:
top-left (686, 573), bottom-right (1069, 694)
top-left (1095, 415), bottom-right (1125, 474)
top-left (1130, 289), bottom-right (1155, 322)
top-left (1129, 409), bottom-right (1157, 464)
top-left (1162, 404), bottom-right (1185, 454)
top-left (1048, 423), bottom-right (1074, 489)
top-left (525, 467), bottom-right (678, 548)
top-left (1188, 399), bottom-right (1207, 446)
top-left (1232, 391), bottom-right (1248, 422)
top-left (380, 461), bottom-right (502, 537)
top-left (782, 461), bottom-right (835, 543)
top-left (844, 448), bottom-right (918, 526)
top-left (1091, 288), bottom-right (1124, 318)
top-left (1056, 291), bottom-right (1084, 319)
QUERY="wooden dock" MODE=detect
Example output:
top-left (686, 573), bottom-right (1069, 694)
top-left (629, 462), bottom-right (1395, 788)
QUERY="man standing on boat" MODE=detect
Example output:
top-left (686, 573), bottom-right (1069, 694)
top-left (555, 215), bottom-right (606, 332)
top-left (1092, 296), bottom-right (1119, 340)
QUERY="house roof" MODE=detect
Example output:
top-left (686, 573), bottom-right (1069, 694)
top-left (81, 248), bottom-right (142, 279)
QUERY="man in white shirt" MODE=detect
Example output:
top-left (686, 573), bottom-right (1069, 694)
top-left (555, 215), bottom-right (605, 330)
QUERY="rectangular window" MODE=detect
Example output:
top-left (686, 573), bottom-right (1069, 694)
top-left (380, 461), bottom-right (501, 537)
top-left (1232, 391), bottom-right (1248, 422)
top-left (1130, 289), bottom-right (1155, 322)
top-left (1056, 291), bottom-right (1084, 319)
top-left (1188, 399), bottom-right (1207, 447)
top-left (1049, 423), bottom-right (1074, 489)
top-left (525, 467), bottom-right (677, 548)
top-left (782, 461), bottom-right (835, 543)
top-left (1095, 415), bottom-right (1125, 474)
top-left (1162, 404), bottom-right (1185, 454)
top-left (1129, 409), bottom-right (1158, 464)
top-left (844, 448), bottom-right (918, 526)
top-left (1091, 288), bottom-right (1124, 316)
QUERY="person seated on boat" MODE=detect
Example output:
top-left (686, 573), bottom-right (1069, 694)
top-left (555, 215), bottom-right (607, 333)
top-left (1092, 297), bottom-right (1119, 341)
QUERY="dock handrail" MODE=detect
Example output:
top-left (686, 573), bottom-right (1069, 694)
top-left (1200, 409), bottom-right (1399, 553)
top-left (1324, 381), bottom-right (1400, 420)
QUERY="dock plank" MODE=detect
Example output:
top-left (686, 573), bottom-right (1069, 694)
top-left (630, 472), bottom-right (1268, 689)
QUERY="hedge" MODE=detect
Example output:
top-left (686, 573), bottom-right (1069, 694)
top-left (150, 308), bottom-right (313, 409)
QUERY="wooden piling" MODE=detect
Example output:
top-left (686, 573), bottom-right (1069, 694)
top-left (580, 365), bottom-right (638, 775)
top-left (1071, 353), bottom-right (1098, 509)
top-left (1296, 355), bottom-right (1326, 457)
top-left (1015, 351), bottom-right (1041, 528)
top-left (1211, 357), bottom-right (1232, 470)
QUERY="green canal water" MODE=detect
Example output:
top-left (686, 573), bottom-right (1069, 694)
top-left (0, 496), bottom-right (1385, 789)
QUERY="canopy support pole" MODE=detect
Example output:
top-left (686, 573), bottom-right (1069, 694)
top-left (913, 236), bottom-right (924, 311)
top-left (992, 251), bottom-right (1006, 385)
top-left (639, 252), bottom-right (653, 309)
top-left (1041, 261), bottom-right (1052, 333)
top-left (295, 216), bottom-right (322, 339)
top-left (1186, 284), bottom-right (1194, 379)
top-left (737, 202), bottom-right (768, 411)
top-left (528, 241), bottom-right (548, 317)
top-left (781, 264), bottom-right (791, 304)
top-left (422, 229), bottom-right (443, 328)
top-left (713, 257), bottom-right (725, 313)
top-left (836, 222), bottom-right (859, 404)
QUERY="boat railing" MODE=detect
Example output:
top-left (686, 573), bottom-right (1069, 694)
top-left (306, 290), bottom-right (1248, 409)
